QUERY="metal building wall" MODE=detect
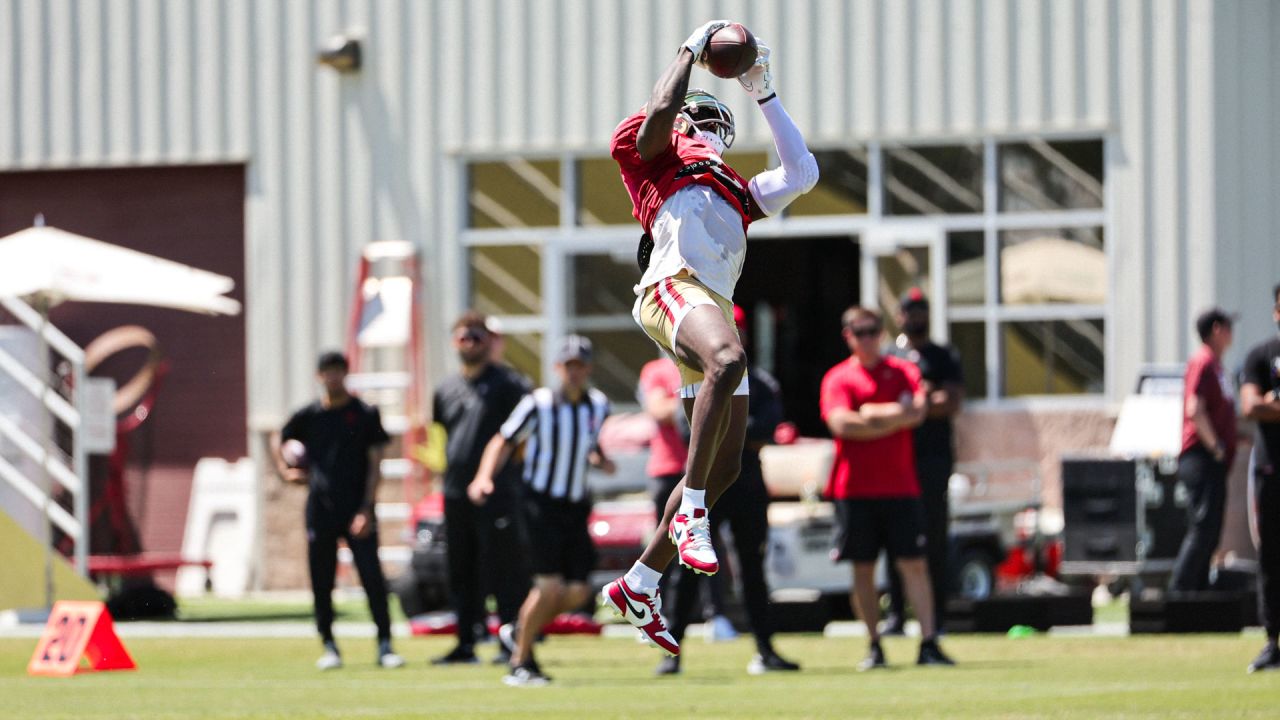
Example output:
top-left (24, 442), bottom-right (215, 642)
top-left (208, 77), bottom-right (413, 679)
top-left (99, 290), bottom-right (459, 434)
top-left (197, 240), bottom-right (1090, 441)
top-left (1213, 1), bottom-right (1280, 351)
top-left (1, 0), bottom-right (1267, 425)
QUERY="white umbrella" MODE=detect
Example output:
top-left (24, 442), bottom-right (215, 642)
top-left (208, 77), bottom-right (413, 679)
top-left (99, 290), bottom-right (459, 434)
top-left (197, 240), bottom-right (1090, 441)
top-left (0, 222), bottom-right (241, 315)
top-left (0, 217), bottom-right (241, 611)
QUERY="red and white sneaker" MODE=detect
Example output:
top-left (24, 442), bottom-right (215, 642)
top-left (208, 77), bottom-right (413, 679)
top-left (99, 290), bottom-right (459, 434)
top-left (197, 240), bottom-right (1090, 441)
top-left (601, 578), bottom-right (680, 657)
top-left (669, 508), bottom-right (719, 575)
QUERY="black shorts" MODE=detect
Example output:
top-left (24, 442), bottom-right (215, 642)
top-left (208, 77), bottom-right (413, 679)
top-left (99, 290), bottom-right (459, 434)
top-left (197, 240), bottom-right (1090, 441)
top-left (522, 496), bottom-right (596, 582)
top-left (833, 498), bottom-right (927, 563)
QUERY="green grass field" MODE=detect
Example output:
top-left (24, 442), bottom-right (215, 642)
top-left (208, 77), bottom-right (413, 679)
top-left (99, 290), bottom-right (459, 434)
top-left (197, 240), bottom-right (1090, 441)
top-left (4, 631), bottom-right (1277, 719)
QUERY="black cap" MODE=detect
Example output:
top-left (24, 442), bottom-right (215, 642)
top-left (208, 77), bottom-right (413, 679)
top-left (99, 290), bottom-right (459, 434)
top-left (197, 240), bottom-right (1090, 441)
top-left (1195, 307), bottom-right (1237, 343)
top-left (900, 287), bottom-right (929, 312)
top-left (555, 335), bottom-right (593, 364)
top-left (316, 351), bottom-right (349, 371)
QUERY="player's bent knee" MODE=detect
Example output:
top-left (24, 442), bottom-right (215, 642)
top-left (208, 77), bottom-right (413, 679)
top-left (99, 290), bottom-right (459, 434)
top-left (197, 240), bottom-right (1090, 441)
top-left (705, 345), bottom-right (746, 389)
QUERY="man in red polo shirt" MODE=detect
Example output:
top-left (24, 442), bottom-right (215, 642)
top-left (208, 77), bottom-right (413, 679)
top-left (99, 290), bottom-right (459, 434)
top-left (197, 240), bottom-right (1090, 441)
top-left (1169, 307), bottom-right (1238, 592)
top-left (820, 306), bottom-right (954, 670)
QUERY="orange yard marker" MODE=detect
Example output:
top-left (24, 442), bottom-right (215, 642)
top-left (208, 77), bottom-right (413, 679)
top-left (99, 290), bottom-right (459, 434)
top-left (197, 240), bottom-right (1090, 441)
top-left (27, 601), bottom-right (136, 677)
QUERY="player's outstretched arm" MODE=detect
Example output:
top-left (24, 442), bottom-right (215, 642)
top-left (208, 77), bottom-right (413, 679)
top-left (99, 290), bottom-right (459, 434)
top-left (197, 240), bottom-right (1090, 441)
top-left (637, 20), bottom-right (728, 161)
top-left (741, 42), bottom-right (819, 219)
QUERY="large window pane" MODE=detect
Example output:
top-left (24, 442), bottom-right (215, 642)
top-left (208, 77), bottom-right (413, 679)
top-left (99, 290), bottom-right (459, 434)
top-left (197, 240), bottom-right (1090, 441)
top-left (999, 140), bottom-right (1104, 212)
top-left (1002, 319), bottom-right (1104, 396)
top-left (567, 330), bottom-right (657, 403)
top-left (468, 159), bottom-right (561, 228)
top-left (725, 151), bottom-right (770, 182)
top-left (949, 321), bottom-right (987, 399)
top-left (500, 332), bottom-right (543, 386)
top-left (947, 231), bottom-right (985, 306)
top-left (999, 227), bottom-right (1105, 305)
top-left (787, 149), bottom-right (869, 216)
top-left (884, 144), bottom-right (983, 216)
top-left (469, 245), bottom-right (542, 315)
top-left (577, 158), bottom-right (635, 226)
top-left (875, 246), bottom-right (930, 339)
top-left (571, 254), bottom-right (638, 315)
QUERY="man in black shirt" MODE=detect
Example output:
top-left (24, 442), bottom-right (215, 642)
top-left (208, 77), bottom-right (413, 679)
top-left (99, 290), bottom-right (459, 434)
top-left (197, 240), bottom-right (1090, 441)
top-left (1243, 283), bottom-right (1280, 673)
top-left (885, 289), bottom-right (964, 634)
top-left (276, 351), bottom-right (402, 670)
top-left (429, 311), bottom-right (532, 665)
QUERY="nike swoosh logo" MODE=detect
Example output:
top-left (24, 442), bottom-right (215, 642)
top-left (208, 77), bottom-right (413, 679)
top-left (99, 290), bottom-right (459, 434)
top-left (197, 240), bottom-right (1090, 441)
top-left (620, 587), bottom-right (648, 620)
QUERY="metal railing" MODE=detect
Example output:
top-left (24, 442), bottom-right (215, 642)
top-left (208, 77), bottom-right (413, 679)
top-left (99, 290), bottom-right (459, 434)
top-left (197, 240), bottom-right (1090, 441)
top-left (0, 296), bottom-right (88, 581)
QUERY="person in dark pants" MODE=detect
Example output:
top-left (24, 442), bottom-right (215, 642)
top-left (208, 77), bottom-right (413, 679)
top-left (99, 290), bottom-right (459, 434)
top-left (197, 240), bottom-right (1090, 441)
top-left (1170, 308), bottom-right (1237, 592)
top-left (276, 351), bottom-right (403, 670)
top-left (1242, 283), bottom-right (1280, 673)
top-left (429, 311), bottom-right (532, 665)
top-left (884, 289), bottom-right (964, 635)
top-left (655, 306), bottom-right (800, 676)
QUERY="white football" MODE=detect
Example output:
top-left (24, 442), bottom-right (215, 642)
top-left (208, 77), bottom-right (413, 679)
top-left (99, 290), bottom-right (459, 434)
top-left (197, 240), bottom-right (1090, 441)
top-left (282, 439), bottom-right (307, 468)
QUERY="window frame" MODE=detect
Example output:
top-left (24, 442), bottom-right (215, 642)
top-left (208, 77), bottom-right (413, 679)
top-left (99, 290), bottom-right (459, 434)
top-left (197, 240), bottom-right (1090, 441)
top-left (456, 131), bottom-right (1112, 408)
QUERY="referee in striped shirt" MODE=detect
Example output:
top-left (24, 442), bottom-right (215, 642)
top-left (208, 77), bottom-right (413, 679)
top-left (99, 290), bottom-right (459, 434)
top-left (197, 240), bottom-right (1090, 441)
top-left (467, 335), bottom-right (615, 686)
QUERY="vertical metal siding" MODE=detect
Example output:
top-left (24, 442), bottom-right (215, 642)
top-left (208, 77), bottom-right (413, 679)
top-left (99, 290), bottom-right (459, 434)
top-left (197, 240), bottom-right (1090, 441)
top-left (1214, 0), bottom-right (1280, 359)
top-left (0, 0), bottom-right (1273, 420)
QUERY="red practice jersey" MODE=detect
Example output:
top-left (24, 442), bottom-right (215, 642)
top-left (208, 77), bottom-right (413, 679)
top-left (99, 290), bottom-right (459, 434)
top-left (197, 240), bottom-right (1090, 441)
top-left (1180, 344), bottom-right (1237, 464)
top-left (638, 358), bottom-right (688, 478)
top-left (610, 111), bottom-right (753, 234)
top-left (820, 355), bottom-right (923, 500)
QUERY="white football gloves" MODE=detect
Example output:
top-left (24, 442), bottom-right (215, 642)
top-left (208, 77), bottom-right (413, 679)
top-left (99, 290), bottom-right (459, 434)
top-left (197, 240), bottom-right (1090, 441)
top-left (738, 41), bottom-right (776, 103)
top-left (682, 20), bottom-right (731, 63)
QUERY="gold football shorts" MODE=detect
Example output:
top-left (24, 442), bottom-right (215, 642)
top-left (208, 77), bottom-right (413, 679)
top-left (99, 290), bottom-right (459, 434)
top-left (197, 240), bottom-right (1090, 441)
top-left (633, 270), bottom-right (749, 399)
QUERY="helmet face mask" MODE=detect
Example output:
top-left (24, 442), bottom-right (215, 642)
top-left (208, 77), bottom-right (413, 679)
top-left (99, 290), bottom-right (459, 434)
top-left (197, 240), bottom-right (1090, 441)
top-left (675, 89), bottom-right (735, 153)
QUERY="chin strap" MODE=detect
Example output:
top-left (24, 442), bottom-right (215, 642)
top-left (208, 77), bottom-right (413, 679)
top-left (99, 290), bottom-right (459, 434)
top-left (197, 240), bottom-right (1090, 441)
top-left (693, 129), bottom-right (727, 156)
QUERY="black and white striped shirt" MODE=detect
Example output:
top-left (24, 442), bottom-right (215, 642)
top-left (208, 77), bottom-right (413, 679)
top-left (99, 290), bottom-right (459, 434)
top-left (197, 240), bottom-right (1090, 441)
top-left (499, 386), bottom-right (610, 504)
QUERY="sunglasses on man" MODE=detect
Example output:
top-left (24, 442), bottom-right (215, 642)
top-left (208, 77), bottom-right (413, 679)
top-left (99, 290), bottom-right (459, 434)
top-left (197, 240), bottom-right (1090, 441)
top-left (848, 324), bottom-right (881, 339)
top-left (454, 330), bottom-right (488, 343)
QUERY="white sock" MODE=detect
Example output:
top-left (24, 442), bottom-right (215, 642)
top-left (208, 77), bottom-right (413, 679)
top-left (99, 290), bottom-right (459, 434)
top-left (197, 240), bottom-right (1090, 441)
top-left (679, 487), bottom-right (706, 516)
top-left (624, 562), bottom-right (662, 594)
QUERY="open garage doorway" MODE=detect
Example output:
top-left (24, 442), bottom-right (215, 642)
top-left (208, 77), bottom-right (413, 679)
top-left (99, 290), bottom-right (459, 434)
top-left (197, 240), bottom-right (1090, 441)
top-left (735, 235), bottom-right (859, 438)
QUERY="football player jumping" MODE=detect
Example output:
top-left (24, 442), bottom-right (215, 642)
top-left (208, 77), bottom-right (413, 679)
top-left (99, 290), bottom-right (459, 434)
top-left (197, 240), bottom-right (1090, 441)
top-left (602, 21), bottom-right (819, 657)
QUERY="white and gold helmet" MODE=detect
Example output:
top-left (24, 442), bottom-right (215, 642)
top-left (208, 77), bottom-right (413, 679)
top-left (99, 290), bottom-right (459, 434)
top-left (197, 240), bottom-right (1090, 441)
top-left (674, 89), bottom-right (736, 155)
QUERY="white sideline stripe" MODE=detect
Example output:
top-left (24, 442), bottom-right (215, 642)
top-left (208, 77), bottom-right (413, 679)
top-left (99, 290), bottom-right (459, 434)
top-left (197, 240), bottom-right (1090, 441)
top-left (336, 545), bottom-right (413, 565)
top-left (0, 620), bottom-right (413, 639)
top-left (374, 502), bottom-right (411, 522)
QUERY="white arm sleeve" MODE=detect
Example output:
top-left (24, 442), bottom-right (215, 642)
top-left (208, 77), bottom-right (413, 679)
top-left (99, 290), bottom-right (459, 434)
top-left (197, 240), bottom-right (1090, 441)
top-left (748, 97), bottom-right (820, 216)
